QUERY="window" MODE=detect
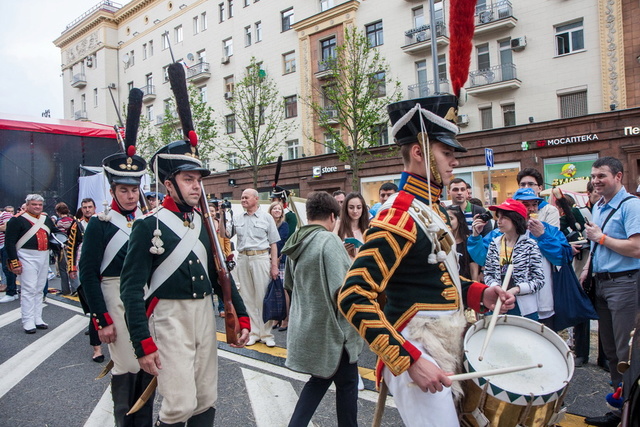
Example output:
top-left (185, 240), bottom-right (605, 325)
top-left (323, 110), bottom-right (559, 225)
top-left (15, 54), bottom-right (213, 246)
top-left (502, 103), bottom-right (516, 126)
top-left (149, 40), bottom-right (154, 56)
top-left (321, 37), bottom-right (337, 62)
top-left (225, 114), bottom-right (236, 133)
top-left (193, 16), bottom-right (200, 35)
top-left (416, 60), bottom-right (428, 93)
top-left (228, 152), bottom-right (240, 169)
top-left (366, 21), bottom-right (384, 47)
top-left (143, 43), bottom-right (148, 59)
top-left (324, 133), bottom-right (336, 154)
top-left (249, 105), bottom-right (265, 125)
top-left (437, 54), bottom-right (447, 81)
top-left (228, 0), bottom-right (234, 18)
top-left (81, 94), bottom-right (86, 112)
top-left (284, 95), bottom-right (297, 118)
top-left (480, 106), bottom-right (493, 130)
top-left (499, 39), bottom-right (515, 80)
top-left (93, 88), bottom-right (98, 107)
top-left (163, 98), bottom-right (174, 119)
top-left (223, 38), bottom-right (233, 57)
top-left (255, 21), bottom-right (262, 42)
top-left (174, 25), bottom-right (183, 43)
top-left (197, 49), bottom-right (206, 63)
top-left (201, 12), bottom-right (207, 31)
top-left (371, 71), bottom-right (386, 97)
top-left (556, 20), bottom-right (584, 56)
top-left (320, 0), bottom-right (334, 12)
top-left (127, 81), bottom-right (134, 92)
top-left (245, 26), bottom-right (252, 46)
top-left (286, 139), bottom-right (301, 160)
top-left (146, 73), bottom-right (153, 88)
top-left (477, 43), bottom-right (490, 70)
top-left (224, 75), bottom-right (235, 93)
top-left (199, 86), bottom-right (207, 103)
top-left (70, 99), bottom-right (75, 114)
top-left (244, 0), bottom-right (249, 6)
top-left (559, 90), bottom-right (587, 118)
top-left (163, 65), bottom-right (170, 82)
top-left (283, 51), bottom-right (296, 74)
top-left (373, 124), bottom-right (389, 146)
top-left (162, 32), bottom-right (169, 50)
top-left (413, 6), bottom-right (425, 28)
top-left (281, 8), bottom-right (294, 32)
top-left (219, 3), bottom-right (225, 22)
top-left (146, 105), bottom-right (154, 121)
top-left (129, 50), bottom-right (135, 66)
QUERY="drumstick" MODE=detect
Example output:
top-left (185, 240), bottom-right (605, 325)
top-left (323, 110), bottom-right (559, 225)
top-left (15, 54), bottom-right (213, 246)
top-left (448, 363), bottom-right (542, 382)
top-left (478, 263), bottom-right (514, 361)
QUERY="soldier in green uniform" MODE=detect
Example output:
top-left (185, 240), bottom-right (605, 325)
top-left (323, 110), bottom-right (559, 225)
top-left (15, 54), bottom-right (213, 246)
top-left (79, 89), bottom-right (154, 427)
top-left (337, 95), bottom-right (515, 426)
top-left (120, 63), bottom-right (250, 427)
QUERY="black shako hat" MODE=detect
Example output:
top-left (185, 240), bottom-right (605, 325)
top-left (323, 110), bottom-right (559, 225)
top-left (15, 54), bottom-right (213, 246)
top-left (151, 140), bottom-right (211, 183)
top-left (387, 94), bottom-right (467, 152)
top-left (102, 153), bottom-right (147, 186)
top-left (270, 185), bottom-right (290, 201)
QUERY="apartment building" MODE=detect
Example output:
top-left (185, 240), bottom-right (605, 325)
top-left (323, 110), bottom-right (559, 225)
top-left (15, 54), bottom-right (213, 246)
top-left (55, 0), bottom-right (639, 203)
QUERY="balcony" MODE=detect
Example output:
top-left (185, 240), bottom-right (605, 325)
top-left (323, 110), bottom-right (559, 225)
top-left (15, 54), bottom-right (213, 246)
top-left (140, 85), bottom-right (156, 102)
top-left (401, 22), bottom-right (448, 55)
top-left (474, 1), bottom-right (517, 36)
top-left (321, 107), bottom-right (339, 124)
top-left (187, 62), bottom-right (211, 83)
top-left (315, 58), bottom-right (336, 80)
top-left (71, 73), bottom-right (87, 88)
top-left (466, 63), bottom-right (521, 96)
top-left (407, 79), bottom-right (450, 99)
top-left (74, 110), bottom-right (88, 121)
top-left (156, 112), bottom-right (177, 125)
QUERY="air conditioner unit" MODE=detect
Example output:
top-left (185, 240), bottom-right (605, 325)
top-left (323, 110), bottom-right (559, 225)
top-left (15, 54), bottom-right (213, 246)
top-left (511, 36), bottom-right (527, 51)
top-left (224, 92), bottom-right (233, 100)
top-left (221, 56), bottom-right (230, 64)
top-left (202, 63), bottom-right (210, 72)
top-left (325, 109), bottom-right (338, 119)
top-left (86, 56), bottom-right (93, 68)
top-left (456, 114), bottom-right (469, 126)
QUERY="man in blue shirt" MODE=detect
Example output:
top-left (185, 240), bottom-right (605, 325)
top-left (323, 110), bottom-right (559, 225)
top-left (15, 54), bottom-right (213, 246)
top-left (580, 157), bottom-right (640, 427)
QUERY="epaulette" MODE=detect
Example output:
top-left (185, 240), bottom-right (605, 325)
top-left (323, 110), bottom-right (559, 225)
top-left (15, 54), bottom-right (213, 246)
top-left (370, 191), bottom-right (416, 242)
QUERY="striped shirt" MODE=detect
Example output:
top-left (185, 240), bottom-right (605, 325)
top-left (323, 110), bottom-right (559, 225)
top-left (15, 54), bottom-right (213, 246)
top-left (0, 211), bottom-right (13, 248)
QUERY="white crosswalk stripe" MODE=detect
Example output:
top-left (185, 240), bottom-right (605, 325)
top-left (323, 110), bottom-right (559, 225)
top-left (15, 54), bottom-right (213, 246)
top-left (0, 307), bottom-right (21, 328)
top-left (242, 367), bottom-right (304, 427)
top-left (0, 314), bottom-right (87, 399)
top-left (83, 385), bottom-right (115, 427)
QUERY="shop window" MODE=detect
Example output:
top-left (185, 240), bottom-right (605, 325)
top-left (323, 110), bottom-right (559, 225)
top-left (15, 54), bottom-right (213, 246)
top-left (559, 90), bottom-right (587, 118)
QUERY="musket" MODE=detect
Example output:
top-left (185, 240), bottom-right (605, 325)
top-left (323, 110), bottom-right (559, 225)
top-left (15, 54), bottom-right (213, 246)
top-left (168, 62), bottom-right (241, 345)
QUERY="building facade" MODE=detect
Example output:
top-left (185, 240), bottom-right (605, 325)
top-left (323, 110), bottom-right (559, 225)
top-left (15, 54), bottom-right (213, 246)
top-left (55, 0), bottom-right (640, 205)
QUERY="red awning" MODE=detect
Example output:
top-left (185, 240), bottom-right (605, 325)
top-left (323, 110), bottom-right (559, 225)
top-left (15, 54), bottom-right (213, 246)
top-left (0, 114), bottom-right (117, 139)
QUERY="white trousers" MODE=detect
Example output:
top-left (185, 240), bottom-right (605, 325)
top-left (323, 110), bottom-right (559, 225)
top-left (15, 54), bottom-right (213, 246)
top-left (101, 276), bottom-right (139, 375)
top-left (150, 297), bottom-right (218, 424)
top-left (17, 249), bottom-right (48, 330)
top-left (382, 337), bottom-right (460, 427)
top-left (236, 252), bottom-right (274, 341)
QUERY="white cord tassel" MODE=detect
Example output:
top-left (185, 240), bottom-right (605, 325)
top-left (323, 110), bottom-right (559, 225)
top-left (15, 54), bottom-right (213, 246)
top-left (149, 157), bottom-right (164, 254)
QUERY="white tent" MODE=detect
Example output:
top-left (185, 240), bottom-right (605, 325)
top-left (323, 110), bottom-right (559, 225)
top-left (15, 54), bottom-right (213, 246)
top-left (77, 165), bottom-right (150, 213)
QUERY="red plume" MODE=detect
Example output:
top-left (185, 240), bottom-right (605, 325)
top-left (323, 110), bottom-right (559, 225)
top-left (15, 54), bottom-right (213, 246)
top-left (449, 0), bottom-right (477, 98)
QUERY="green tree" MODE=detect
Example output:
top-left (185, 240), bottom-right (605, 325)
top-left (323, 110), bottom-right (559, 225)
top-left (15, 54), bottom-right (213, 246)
top-left (221, 57), bottom-right (297, 189)
top-left (307, 26), bottom-right (402, 191)
top-left (136, 84), bottom-right (217, 163)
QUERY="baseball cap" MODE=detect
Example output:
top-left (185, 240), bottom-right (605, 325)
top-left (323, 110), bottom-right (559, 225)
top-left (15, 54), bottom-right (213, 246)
top-left (489, 198), bottom-right (528, 219)
top-left (513, 187), bottom-right (544, 202)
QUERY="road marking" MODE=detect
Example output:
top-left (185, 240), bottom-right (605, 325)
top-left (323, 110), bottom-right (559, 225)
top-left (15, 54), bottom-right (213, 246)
top-left (219, 348), bottom-right (395, 407)
top-left (83, 385), bottom-right (115, 427)
top-left (0, 315), bottom-right (87, 399)
top-left (242, 367), bottom-right (302, 427)
top-left (45, 298), bottom-right (86, 314)
top-left (0, 307), bottom-right (21, 328)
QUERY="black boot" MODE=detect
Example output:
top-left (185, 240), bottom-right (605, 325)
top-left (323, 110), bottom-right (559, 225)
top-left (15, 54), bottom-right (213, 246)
top-left (132, 371), bottom-right (156, 427)
top-left (155, 421), bottom-right (186, 427)
top-left (111, 373), bottom-right (137, 427)
top-left (186, 407), bottom-right (216, 427)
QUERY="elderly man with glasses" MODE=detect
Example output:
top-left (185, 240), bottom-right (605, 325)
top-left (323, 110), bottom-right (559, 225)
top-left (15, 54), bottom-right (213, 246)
top-left (516, 168), bottom-right (560, 228)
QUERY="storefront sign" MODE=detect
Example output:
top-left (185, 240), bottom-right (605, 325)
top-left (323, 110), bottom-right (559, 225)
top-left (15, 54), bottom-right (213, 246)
top-left (544, 159), bottom-right (594, 187)
top-left (624, 126), bottom-right (640, 136)
top-left (312, 165), bottom-right (338, 178)
top-left (532, 133), bottom-right (599, 148)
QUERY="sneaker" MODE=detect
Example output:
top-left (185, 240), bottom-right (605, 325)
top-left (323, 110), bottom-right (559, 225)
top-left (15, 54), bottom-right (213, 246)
top-left (246, 337), bottom-right (258, 346)
top-left (263, 338), bottom-right (276, 347)
top-left (0, 295), bottom-right (18, 303)
top-left (358, 375), bottom-right (365, 391)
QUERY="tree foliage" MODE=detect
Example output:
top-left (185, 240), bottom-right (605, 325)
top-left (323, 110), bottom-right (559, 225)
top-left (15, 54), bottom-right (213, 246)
top-left (221, 57), bottom-right (297, 189)
top-left (307, 26), bottom-right (402, 191)
top-left (135, 83), bottom-right (217, 163)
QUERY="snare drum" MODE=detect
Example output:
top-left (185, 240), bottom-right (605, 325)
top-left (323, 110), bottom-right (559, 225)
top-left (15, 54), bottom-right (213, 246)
top-left (460, 315), bottom-right (574, 427)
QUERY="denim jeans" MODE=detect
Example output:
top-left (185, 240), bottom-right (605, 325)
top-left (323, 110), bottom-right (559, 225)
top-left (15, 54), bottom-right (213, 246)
top-left (1, 246), bottom-right (17, 296)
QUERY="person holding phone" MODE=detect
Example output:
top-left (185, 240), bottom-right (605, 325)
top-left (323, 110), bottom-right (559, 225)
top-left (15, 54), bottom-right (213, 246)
top-left (333, 192), bottom-right (369, 259)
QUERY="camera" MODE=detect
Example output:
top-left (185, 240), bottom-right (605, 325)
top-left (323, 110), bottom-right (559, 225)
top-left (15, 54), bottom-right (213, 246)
top-left (210, 199), bottom-right (232, 210)
top-left (477, 211), bottom-right (493, 222)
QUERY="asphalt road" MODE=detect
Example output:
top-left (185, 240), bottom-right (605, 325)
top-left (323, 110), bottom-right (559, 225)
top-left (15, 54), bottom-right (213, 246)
top-left (0, 276), bottom-right (613, 427)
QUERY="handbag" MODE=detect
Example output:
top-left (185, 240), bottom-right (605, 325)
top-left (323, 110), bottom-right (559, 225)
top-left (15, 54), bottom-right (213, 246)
top-left (262, 277), bottom-right (287, 323)
top-left (552, 264), bottom-right (598, 331)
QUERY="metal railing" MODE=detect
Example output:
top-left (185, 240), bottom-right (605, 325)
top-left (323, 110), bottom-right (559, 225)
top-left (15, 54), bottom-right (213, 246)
top-left (318, 57), bottom-right (337, 72)
top-left (404, 22), bottom-right (446, 46)
top-left (475, 1), bottom-right (514, 25)
top-left (64, 1), bottom-right (122, 32)
top-left (156, 111), bottom-right (177, 125)
top-left (140, 85), bottom-right (156, 97)
top-left (74, 110), bottom-right (88, 120)
top-left (408, 79), bottom-right (450, 98)
top-left (187, 62), bottom-right (211, 78)
top-left (71, 73), bottom-right (86, 86)
top-left (468, 63), bottom-right (517, 87)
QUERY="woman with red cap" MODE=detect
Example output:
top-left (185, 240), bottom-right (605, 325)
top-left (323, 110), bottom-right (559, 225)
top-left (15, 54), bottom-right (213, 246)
top-left (483, 198), bottom-right (545, 320)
